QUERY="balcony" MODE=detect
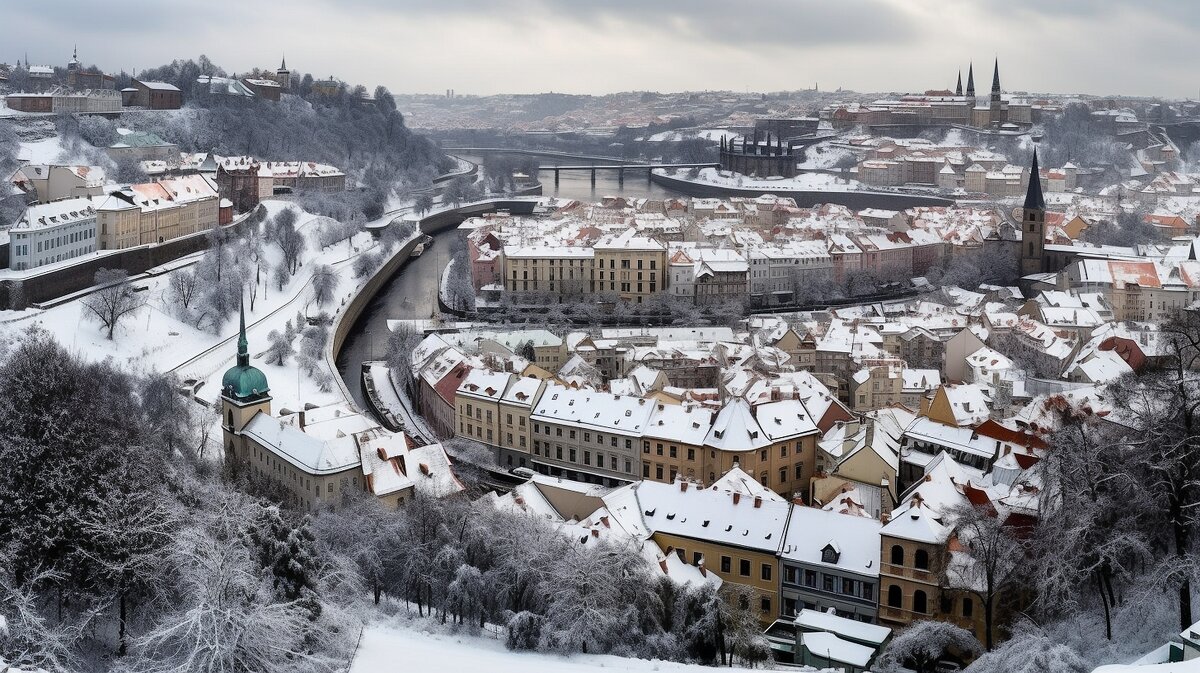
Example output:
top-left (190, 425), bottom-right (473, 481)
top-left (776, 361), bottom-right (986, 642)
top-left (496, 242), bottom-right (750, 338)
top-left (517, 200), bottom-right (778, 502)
top-left (880, 563), bottom-right (935, 583)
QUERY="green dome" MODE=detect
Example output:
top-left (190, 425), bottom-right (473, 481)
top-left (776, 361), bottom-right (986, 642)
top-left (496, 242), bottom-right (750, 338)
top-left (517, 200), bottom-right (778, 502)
top-left (222, 300), bottom-right (270, 402)
top-left (222, 364), bottom-right (270, 401)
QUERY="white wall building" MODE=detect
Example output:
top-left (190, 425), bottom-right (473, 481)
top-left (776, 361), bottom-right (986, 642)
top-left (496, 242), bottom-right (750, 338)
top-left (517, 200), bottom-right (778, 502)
top-left (8, 197), bottom-right (98, 271)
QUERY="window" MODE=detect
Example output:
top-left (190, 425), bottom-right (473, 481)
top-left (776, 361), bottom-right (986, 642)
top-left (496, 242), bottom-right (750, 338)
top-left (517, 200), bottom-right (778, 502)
top-left (692, 551), bottom-right (703, 565)
top-left (804, 569), bottom-right (817, 587)
top-left (887, 585), bottom-right (902, 608)
top-left (760, 596), bottom-right (771, 614)
top-left (761, 564), bottom-right (772, 581)
top-left (643, 464), bottom-right (650, 478)
top-left (890, 545), bottom-right (905, 566)
top-left (760, 449), bottom-right (768, 462)
top-left (913, 590), bottom-right (928, 614)
top-left (739, 559), bottom-right (750, 577)
top-left (780, 445), bottom-right (788, 458)
top-left (655, 465), bottom-right (663, 480)
top-left (795, 463), bottom-right (804, 479)
top-left (779, 467), bottom-right (787, 484)
top-left (962, 597), bottom-right (974, 618)
top-left (687, 448), bottom-right (695, 461)
top-left (940, 595), bottom-right (952, 614)
top-left (721, 556), bottom-right (731, 573)
top-left (914, 549), bottom-right (929, 571)
top-left (823, 574), bottom-right (834, 592)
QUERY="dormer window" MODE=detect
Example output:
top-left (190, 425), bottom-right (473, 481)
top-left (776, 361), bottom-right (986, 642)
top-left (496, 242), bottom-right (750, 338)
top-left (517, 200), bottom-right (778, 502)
top-left (821, 543), bottom-right (841, 565)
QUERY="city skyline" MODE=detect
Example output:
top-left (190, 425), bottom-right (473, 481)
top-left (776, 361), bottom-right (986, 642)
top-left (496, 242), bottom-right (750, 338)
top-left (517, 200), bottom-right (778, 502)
top-left (4, 0), bottom-right (1199, 98)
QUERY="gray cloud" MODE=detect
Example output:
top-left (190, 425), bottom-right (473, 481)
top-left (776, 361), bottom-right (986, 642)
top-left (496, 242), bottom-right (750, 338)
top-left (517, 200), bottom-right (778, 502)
top-left (1, 0), bottom-right (1199, 97)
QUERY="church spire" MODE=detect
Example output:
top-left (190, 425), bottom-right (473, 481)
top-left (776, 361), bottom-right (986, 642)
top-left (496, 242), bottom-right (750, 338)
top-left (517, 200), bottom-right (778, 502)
top-left (955, 70), bottom-right (962, 96)
top-left (279, 54), bottom-right (288, 71)
top-left (965, 63), bottom-right (975, 97)
top-left (991, 57), bottom-right (1001, 94)
top-left (237, 298), bottom-right (249, 368)
top-left (1024, 149), bottom-right (1045, 211)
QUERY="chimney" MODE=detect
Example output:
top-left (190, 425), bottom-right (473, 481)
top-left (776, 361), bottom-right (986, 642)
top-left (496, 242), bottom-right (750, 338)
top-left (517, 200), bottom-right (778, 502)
top-left (590, 528), bottom-right (599, 538)
top-left (600, 515), bottom-right (610, 528)
top-left (680, 481), bottom-right (689, 492)
top-left (733, 492), bottom-right (741, 505)
top-left (792, 496), bottom-right (804, 506)
top-left (298, 410), bottom-right (306, 431)
top-left (754, 495), bottom-right (763, 508)
top-left (659, 558), bottom-right (668, 573)
top-left (698, 565), bottom-right (707, 577)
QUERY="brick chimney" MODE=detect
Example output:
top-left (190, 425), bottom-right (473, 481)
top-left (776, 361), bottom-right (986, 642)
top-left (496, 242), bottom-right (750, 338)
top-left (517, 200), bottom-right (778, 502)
top-left (733, 492), bottom-right (741, 505)
top-left (754, 495), bottom-right (762, 508)
top-left (680, 481), bottom-right (689, 492)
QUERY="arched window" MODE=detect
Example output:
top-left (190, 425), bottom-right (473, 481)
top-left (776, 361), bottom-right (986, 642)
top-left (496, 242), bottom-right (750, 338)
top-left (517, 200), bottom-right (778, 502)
top-left (914, 549), bottom-right (929, 571)
top-left (227, 409), bottom-right (234, 428)
top-left (887, 585), bottom-right (902, 608)
top-left (890, 544), bottom-right (905, 566)
top-left (913, 590), bottom-right (928, 614)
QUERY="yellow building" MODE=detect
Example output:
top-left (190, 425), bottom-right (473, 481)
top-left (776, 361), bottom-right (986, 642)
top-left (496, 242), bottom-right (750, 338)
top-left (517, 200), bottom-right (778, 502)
top-left (636, 473), bottom-right (790, 624)
top-left (95, 174), bottom-right (220, 250)
top-left (592, 228), bottom-right (667, 303)
top-left (641, 401), bottom-right (713, 484)
top-left (704, 398), bottom-right (820, 502)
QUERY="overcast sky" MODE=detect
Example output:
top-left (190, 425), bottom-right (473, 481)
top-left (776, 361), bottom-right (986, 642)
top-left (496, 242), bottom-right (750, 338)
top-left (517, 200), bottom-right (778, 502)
top-left (4, 0), bottom-right (1197, 98)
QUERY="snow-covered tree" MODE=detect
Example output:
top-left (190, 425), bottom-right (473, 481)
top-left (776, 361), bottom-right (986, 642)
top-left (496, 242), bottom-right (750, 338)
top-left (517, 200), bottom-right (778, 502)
top-left (876, 620), bottom-right (982, 673)
top-left (310, 263), bottom-right (337, 308)
top-left (264, 329), bottom-right (295, 366)
top-left (965, 621), bottom-right (1088, 673)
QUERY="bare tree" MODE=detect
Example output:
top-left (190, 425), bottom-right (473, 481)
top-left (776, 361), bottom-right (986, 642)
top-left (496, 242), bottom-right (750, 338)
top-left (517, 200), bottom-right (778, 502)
top-left (81, 269), bottom-right (145, 340)
top-left (168, 268), bottom-right (199, 311)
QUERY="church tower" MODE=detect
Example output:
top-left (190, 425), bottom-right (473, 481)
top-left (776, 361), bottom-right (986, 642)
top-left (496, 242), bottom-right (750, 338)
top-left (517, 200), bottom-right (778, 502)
top-left (67, 45), bottom-right (79, 88)
top-left (1020, 150), bottom-right (1047, 277)
top-left (965, 63), bottom-right (976, 106)
top-left (955, 70), bottom-right (963, 97)
top-left (220, 301), bottom-right (272, 465)
top-left (276, 55), bottom-right (291, 91)
top-left (989, 58), bottom-right (1004, 126)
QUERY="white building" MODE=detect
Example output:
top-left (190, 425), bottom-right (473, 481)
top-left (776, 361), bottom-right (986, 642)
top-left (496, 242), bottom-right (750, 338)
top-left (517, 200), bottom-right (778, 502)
top-left (8, 197), bottom-right (98, 271)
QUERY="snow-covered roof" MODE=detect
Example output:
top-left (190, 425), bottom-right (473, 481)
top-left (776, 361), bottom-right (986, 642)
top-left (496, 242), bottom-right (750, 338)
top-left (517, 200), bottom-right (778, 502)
top-left (637, 475), bottom-right (790, 553)
top-left (780, 506), bottom-right (881, 578)
top-left (794, 608), bottom-right (891, 646)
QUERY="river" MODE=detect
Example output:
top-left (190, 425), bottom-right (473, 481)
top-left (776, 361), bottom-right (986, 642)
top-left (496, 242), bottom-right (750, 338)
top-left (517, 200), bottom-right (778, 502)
top-left (335, 154), bottom-right (687, 409)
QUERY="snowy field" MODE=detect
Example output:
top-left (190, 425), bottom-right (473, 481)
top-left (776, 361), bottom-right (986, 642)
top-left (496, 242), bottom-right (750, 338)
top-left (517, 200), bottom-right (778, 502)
top-left (352, 619), bottom-right (831, 673)
top-left (0, 200), bottom-right (412, 419)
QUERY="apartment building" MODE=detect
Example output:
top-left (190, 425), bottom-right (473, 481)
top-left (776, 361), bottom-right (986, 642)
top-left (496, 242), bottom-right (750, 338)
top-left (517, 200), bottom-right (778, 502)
top-left (593, 228), bottom-right (667, 303)
top-left (529, 385), bottom-right (653, 485)
top-left (7, 198), bottom-right (97, 271)
top-left (94, 174), bottom-right (219, 249)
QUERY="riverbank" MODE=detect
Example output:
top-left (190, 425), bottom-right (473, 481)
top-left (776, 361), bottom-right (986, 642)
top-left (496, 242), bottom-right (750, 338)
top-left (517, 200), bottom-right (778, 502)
top-left (328, 198), bottom-right (542, 411)
top-left (649, 169), bottom-right (955, 209)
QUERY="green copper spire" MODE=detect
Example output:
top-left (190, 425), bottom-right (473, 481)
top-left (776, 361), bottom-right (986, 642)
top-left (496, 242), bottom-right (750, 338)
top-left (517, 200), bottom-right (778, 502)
top-left (236, 298), bottom-right (249, 367)
top-left (222, 295), bottom-right (270, 402)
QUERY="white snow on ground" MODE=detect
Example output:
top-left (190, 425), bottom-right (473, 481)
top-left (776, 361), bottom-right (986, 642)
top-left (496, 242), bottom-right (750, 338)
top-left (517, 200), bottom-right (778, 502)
top-left (659, 167), bottom-right (861, 191)
top-left (0, 200), bottom-right (387, 417)
top-left (697, 129), bottom-right (739, 143)
top-left (18, 136), bottom-right (72, 164)
top-left (796, 142), bottom-right (856, 169)
top-left (352, 619), bottom-right (830, 673)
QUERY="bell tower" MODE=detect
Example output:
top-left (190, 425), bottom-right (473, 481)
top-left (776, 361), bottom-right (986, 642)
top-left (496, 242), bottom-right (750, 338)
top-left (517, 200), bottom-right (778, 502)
top-left (1020, 150), bottom-right (1047, 277)
top-left (220, 301), bottom-right (272, 465)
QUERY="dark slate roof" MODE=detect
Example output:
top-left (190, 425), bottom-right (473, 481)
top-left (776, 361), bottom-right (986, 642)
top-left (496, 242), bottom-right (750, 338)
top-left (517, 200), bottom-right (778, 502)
top-left (1025, 150), bottom-right (1046, 211)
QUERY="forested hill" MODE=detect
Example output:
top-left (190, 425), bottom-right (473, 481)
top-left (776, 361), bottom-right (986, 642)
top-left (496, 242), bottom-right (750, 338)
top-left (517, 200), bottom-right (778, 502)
top-left (87, 56), bottom-right (452, 194)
